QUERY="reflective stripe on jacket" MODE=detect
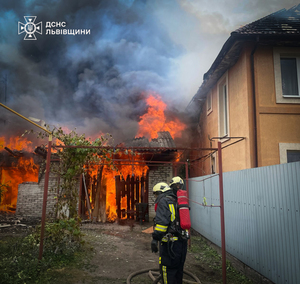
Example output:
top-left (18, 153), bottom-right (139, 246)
top-left (152, 192), bottom-right (177, 241)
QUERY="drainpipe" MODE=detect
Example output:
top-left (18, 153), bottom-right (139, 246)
top-left (250, 40), bottom-right (259, 168)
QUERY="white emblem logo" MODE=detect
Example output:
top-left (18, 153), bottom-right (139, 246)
top-left (18, 16), bottom-right (42, 40)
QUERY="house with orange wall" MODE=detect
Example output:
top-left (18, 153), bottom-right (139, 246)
top-left (187, 4), bottom-right (300, 177)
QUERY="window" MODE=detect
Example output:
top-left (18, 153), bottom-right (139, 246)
top-left (207, 91), bottom-right (212, 115)
top-left (218, 74), bottom-right (229, 138)
top-left (274, 48), bottom-right (300, 103)
top-left (279, 143), bottom-right (300, 164)
top-left (287, 150), bottom-right (300, 163)
top-left (280, 57), bottom-right (300, 97)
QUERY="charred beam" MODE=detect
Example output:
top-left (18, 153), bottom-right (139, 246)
top-left (4, 147), bottom-right (24, 157)
top-left (34, 146), bottom-right (47, 159)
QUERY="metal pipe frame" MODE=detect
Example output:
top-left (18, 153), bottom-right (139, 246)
top-left (218, 141), bottom-right (226, 283)
top-left (52, 145), bottom-right (218, 151)
top-left (38, 136), bottom-right (52, 260)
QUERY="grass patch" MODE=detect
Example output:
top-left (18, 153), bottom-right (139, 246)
top-left (0, 235), bottom-right (88, 284)
top-left (0, 219), bottom-right (92, 284)
top-left (189, 235), bottom-right (253, 284)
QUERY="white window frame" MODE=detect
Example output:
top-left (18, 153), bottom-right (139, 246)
top-left (207, 90), bottom-right (212, 115)
top-left (279, 143), bottom-right (300, 164)
top-left (273, 47), bottom-right (300, 104)
top-left (217, 73), bottom-right (229, 141)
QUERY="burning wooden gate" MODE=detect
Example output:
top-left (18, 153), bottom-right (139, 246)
top-left (115, 173), bottom-right (149, 222)
top-left (80, 166), bottom-right (149, 223)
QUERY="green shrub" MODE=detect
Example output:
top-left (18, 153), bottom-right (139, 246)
top-left (28, 218), bottom-right (84, 256)
top-left (0, 219), bottom-right (84, 284)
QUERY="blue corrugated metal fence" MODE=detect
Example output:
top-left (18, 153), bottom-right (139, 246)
top-left (189, 161), bottom-right (300, 284)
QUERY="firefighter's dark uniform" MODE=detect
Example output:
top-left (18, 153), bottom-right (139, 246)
top-left (152, 191), bottom-right (188, 284)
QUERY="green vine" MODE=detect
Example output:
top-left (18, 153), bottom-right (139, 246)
top-left (26, 126), bottom-right (117, 219)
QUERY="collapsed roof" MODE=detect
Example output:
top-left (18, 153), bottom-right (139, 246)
top-left (123, 131), bottom-right (176, 149)
top-left (120, 131), bottom-right (177, 162)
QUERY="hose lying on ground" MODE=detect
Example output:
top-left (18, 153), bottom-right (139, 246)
top-left (126, 268), bottom-right (201, 284)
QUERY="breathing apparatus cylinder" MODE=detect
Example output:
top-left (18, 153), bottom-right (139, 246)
top-left (177, 189), bottom-right (191, 230)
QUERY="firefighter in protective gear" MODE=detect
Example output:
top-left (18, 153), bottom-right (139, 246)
top-left (151, 182), bottom-right (171, 253)
top-left (153, 182), bottom-right (170, 196)
top-left (151, 180), bottom-right (188, 284)
top-left (169, 176), bottom-right (184, 194)
top-left (153, 182), bottom-right (170, 212)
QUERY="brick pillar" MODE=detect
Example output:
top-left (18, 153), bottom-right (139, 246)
top-left (148, 165), bottom-right (173, 219)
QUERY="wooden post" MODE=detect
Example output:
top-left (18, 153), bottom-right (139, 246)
top-left (130, 176), bottom-right (135, 219)
top-left (99, 176), bottom-right (107, 223)
top-left (92, 166), bottom-right (103, 222)
top-left (126, 176), bottom-right (130, 219)
top-left (82, 174), bottom-right (92, 220)
top-left (145, 171), bottom-right (149, 204)
top-left (92, 176), bottom-right (96, 205)
top-left (115, 175), bottom-right (121, 219)
top-left (141, 175), bottom-right (145, 203)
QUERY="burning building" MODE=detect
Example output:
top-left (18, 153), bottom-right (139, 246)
top-left (0, 131), bottom-right (181, 222)
top-left (0, 93), bottom-right (188, 222)
top-left (73, 131), bottom-right (178, 223)
top-left (0, 136), bottom-right (41, 213)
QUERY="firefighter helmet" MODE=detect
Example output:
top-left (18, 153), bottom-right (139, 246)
top-left (153, 182), bottom-right (171, 194)
top-left (169, 176), bottom-right (184, 187)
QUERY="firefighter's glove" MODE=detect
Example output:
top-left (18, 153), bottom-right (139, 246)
top-left (151, 239), bottom-right (158, 253)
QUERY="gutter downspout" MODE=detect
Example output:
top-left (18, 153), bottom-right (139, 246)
top-left (250, 40), bottom-right (259, 168)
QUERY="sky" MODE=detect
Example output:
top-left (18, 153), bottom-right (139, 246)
top-left (0, 0), bottom-right (299, 145)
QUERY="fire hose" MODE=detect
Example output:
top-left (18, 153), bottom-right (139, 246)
top-left (126, 267), bottom-right (201, 284)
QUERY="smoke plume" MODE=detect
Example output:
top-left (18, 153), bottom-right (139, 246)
top-left (0, 0), bottom-right (187, 145)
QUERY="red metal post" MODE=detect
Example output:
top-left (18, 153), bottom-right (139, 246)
top-left (218, 141), bottom-right (226, 283)
top-left (185, 161), bottom-right (191, 248)
top-left (185, 162), bottom-right (189, 197)
top-left (38, 135), bottom-right (52, 260)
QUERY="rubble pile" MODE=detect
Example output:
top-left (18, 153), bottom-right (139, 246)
top-left (0, 212), bottom-right (41, 235)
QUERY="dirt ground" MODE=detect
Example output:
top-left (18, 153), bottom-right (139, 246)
top-left (77, 221), bottom-right (208, 284)
top-left (0, 213), bottom-right (263, 284)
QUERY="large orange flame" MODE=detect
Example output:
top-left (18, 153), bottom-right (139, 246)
top-left (1, 91), bottom-right (185, 217)
top-left (0, 136), bottom-right (38, 212)
top-left (0, 136), bottom-right (34, 152)
top-left (86, 151), bottom-right (148, 221)
top-left (136, 92), bottom-right (186, 139)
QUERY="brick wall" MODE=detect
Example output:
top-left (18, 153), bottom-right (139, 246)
top-left (16, 171), bottom-right (81, 218)
top-left (16, 165), bottom-right (172, 220)
top-left (16, 172), bottom-right (58, 218)
top-left (148, 165), bottom-right (173, 219)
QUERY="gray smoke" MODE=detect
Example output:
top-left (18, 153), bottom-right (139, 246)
top-left (0, 0), bottom-right (186, 145)
top-left (1, 0), bottom-right (297, 146)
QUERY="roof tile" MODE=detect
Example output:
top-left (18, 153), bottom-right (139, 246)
top-left (233, 4), bottom-right (300, 35)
